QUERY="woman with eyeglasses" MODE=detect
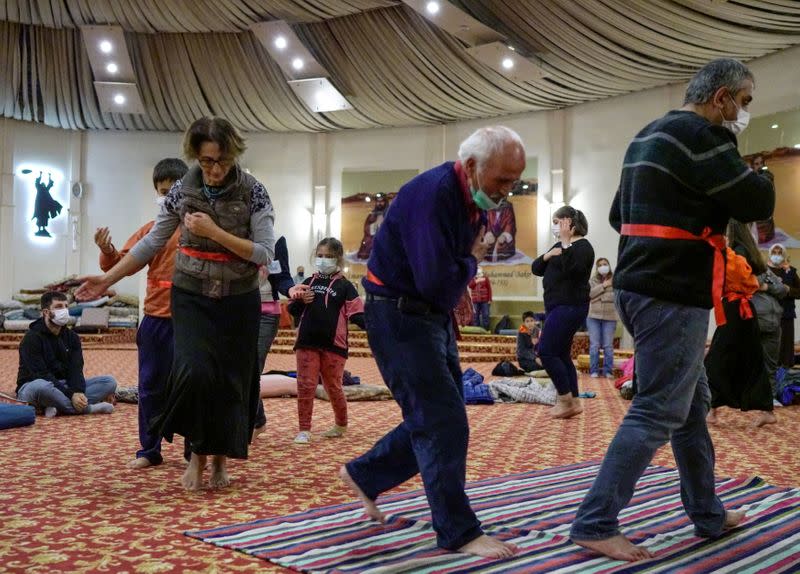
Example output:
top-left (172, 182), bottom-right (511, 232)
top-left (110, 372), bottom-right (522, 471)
top-left (77, 117), bottom-right (275, 490)
top-left (531, 205), bottom-right (594, 419)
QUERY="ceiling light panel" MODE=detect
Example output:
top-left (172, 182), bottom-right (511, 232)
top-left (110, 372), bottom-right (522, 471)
top-left (288, 78), bottom-right (352, 113)
top-left (80, 26), bottom-right (136, 83)
top-left (94, 82), bottom-right (145, 114)
top-left (250, 21), bottom-right (329, 81)
top-left (466, 42), bottom-right (547, 82)
top-left (401, 0), bottom-right (504, 46)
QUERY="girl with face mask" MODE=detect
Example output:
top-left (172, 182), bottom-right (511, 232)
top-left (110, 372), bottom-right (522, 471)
top-left (587, 258), bottom-right (618, 378)
top-left (531, 205), bottom-right (595, 419)
top-left (287, 237), bottom-right (366, 444)
top-left (767, 244), bottom-right (800, 368)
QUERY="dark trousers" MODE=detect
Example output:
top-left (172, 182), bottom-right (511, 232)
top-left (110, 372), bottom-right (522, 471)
top-left (538, 304), bottom-right (589, 396)
top-left (779, 318), bottom-right (795, 368)
top-left (136, 315), bottom-right (174, 465)
top-left (472, 301), bottom-right (490, 330)
top-left (345, 299), bottom-right (482, 550)
top-left (254, 313), bottom-right (280, 429)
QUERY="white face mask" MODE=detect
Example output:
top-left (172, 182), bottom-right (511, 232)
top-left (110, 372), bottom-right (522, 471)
top-left (721, 94), bottom-right (750, 136)
top-left (155, 196), bottom-right (167, 207)
top-left (598, 265), bottom-right (611, 276)
top-left (50, 308), bottom-right (70, 326)
top-left (551, 222), bottom-right (561, 239)
top-left (771, 254), bottom-right (785, 266)
top-left (315, 257), bottom-right (338, 275)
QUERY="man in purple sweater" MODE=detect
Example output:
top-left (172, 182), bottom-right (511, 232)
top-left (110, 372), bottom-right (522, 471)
top-left (340, 126), bottom-right (525, 559)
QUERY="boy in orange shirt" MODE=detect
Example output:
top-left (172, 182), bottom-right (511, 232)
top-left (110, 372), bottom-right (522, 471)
top-left (95, 158), bottom-right (188, 469)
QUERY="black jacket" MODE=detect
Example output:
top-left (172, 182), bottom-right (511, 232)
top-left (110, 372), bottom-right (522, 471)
top-left (16, 318), bottom-right (85, 397)
top-left (260, 235), bottom-right (295, 302)
top-left (531, 238), bottom-right (594, 312)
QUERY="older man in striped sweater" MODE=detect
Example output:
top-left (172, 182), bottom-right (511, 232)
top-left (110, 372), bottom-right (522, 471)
top-left (570, 59), bottom-right (775, 561)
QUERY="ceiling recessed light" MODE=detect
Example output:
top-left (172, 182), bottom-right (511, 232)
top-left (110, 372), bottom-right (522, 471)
top-left (274, 36), bottom-right (287, 50)
top-left (426, 1), bottom-right (440, 15)
top-left (292, 58), bottom-right (304, 70)
top-left (106, 62), bottom-right (118, 74)
top-left (113, 94), bottom-right (126, 105)
top-left (99, 40), bottom-right (113, 53)
top-left (771, 124), bottom-right (779, 129)
top-left (502, 57), bottom-right (514, 70)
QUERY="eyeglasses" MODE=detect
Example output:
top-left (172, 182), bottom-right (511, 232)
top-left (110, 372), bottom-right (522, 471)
top-left (198, 156), bottom-right (234, 170)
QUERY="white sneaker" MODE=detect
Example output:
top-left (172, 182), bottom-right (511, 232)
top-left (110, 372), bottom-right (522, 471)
top-left (44, 407), bottom-right (57, 418)
top-left (294, 431), bottom-right (311, 444)
top-left (590, 373), bottom-right (599, 378)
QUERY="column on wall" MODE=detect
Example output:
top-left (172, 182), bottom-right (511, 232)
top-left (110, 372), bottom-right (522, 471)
top-left (0, 119), bottom-right (15, 300)
top-left (65, 131), bottom-right (84, 277)
top-left (311, 132), bottom-right (330, 242)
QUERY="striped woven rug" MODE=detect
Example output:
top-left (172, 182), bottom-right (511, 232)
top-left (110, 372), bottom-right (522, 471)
top-left (186, 461), bottom-right (800, 573)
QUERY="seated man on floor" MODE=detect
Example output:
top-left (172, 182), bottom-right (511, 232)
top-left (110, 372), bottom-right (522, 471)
top-left (16, 291), bottom-right (117, 417)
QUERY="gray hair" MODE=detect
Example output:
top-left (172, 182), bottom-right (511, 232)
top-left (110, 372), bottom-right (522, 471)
top-left (457, 126), bottom-right (524, 167)
top-left (684, 59), bottom-right (754, 105)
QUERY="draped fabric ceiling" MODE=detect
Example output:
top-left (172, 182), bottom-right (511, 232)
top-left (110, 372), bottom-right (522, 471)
top-left (2, 0), bottom-right (800, 132)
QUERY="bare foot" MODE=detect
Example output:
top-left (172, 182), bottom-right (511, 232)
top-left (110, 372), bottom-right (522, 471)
top-left (181, 454), bottom-right (206, 491)
top-left (457, 534), bottom-right (518, 559)
top-left (724, 509), bottom-right (746, 529)
top-left (707, 408), bottom-right (719, 425)
top-left (128, 457), bottom-right (153, 470)
top-left (339, 465), bottom-right (385, 523)
top-left (550, 396), bottom-right (583, 419)
top-left (572, 534), bottom-right (653, 562)
top-left (553, 404), bottom-right (584, 419)
top-left (753, 411), bottom-right (777, 428)
top-left (252, 424), bottom-right (266, 441)
top-left (209, 455), bottom-right (231, 489)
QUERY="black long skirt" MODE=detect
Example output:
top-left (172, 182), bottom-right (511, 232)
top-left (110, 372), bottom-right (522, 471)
top-left (705, 299), bottom-right (774, 412)
top-left (152, 286), bottom-right (261, 459)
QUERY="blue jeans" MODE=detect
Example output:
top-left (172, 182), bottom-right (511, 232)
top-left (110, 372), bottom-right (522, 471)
top-left (254, 313), bottom-right (280, 429)
top-left (136, 315), bottom-right (174, 465)
top-left (345, 298), bottom-right (482, 550)
top-left (570, 290), bottom-right (725, 541)
top-left (473, 301), bottom-right (490, 330)
top-left (539, 304), bottom-right (589, 396)
top-left (17, 375), bottom-right (117, 415)
top-left (587, 317), bottom-right (616, 376)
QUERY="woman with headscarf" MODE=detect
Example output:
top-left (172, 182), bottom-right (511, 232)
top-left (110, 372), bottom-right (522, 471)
top-left (766, 243), bottom-right (800, 368)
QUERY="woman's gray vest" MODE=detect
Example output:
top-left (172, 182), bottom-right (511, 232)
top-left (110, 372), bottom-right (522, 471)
top-left (173, 165), bottom-right (258, 298)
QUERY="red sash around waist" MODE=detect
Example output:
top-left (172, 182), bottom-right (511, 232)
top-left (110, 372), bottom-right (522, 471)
top-left (366, 269), bottom-right (385, 286)
top-left (179, 246), bottom-right (238, 263)
top-left (621, 223), bottom-right (726, 326)
top-left (146, 279), bottom-right (173, 289)
top-left (725, 293), bottom-right (754, 321)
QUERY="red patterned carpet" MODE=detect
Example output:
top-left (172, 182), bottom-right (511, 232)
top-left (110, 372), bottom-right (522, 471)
top-left (0, 348), bottom-right (798, 573)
